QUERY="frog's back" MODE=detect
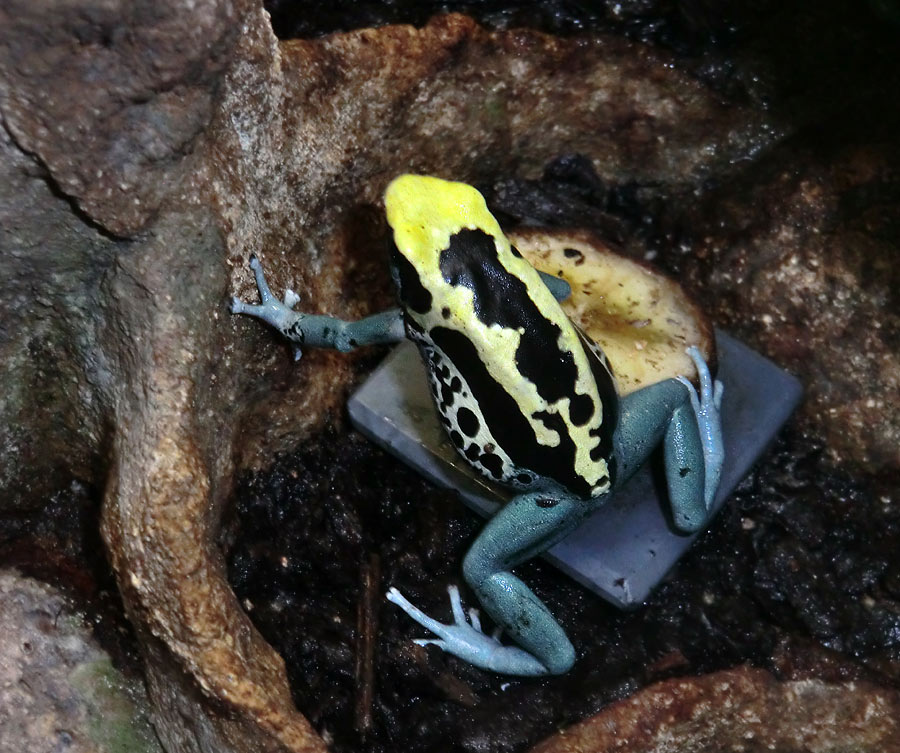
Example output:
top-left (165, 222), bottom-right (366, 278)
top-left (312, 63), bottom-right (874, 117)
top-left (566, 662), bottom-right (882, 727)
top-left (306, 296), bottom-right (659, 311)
top-left (386, 175), bottom-right (617, 499)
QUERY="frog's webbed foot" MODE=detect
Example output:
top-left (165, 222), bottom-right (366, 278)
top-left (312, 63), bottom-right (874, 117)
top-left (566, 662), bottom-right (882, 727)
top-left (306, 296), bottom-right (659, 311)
top-left (386, 585), bottom-right (549, 676)
top-left (230, 255), bottom-right (307, 341)
top-left (676, 345), bottom-right (725, 509)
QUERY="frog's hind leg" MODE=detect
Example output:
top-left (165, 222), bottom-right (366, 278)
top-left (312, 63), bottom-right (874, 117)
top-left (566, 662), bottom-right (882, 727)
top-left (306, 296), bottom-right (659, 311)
top-left (676, 346), bottom-right (725, 509)
top-left (614, 347), bottom-right (724, 532)
top-left (463, 490), bottom-right (588, 674)
top-left (388, 490), bottom-right (588, 676)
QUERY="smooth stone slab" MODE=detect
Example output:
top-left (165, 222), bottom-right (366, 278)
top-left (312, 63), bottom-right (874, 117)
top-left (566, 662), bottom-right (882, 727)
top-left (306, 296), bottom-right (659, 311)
top-left (348, 331), bottom-right (802, 608)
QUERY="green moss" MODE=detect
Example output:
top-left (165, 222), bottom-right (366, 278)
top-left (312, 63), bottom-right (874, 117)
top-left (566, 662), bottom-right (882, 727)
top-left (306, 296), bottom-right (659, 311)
top-left (69, 657), bottom-right (162, 753)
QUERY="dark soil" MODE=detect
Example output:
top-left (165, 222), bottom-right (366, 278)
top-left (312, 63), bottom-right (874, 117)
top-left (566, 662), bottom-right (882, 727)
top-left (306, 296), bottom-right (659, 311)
top-left (222, 420), bottom-right (900, 753)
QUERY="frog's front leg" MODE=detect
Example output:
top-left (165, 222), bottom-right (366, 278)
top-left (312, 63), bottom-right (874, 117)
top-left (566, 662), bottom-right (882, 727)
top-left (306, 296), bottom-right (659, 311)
top-left (388, 489), bottom-right (587, 676)
top-left (231, 255), bottom-right (406, 352)
top-left (537, 270), bottom-right (571, 302)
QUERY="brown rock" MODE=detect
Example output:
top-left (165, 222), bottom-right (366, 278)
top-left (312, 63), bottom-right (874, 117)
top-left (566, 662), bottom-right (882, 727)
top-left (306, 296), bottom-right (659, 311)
top-left (529, 666), bottom-right (900, 753)
top-left (0, 0), bottom-right (237, 236)
top-left (0, 570), bottom-right (162, 753)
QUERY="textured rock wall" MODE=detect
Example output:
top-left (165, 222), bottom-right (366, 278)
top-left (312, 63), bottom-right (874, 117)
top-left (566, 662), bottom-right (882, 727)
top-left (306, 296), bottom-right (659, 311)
top-left (2, 0), bottom-right (896, 751)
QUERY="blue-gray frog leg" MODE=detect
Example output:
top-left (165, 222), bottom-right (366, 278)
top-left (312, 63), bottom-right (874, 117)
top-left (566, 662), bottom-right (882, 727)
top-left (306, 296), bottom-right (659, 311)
top-left (613, 347), bottom-right (725, 532)
top-left (537, 270), bottom-right (571, 302)
top-left (676, 346), bottom-right (725, 510)
top-left (388, 488), bottom-right (591, 676)
top-left (230, 255), bottom-right (405, 354)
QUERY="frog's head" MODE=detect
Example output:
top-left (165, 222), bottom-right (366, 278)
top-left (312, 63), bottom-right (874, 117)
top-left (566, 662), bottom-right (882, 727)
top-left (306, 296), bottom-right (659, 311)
top-left (384, 174), bottom-right (506, 271)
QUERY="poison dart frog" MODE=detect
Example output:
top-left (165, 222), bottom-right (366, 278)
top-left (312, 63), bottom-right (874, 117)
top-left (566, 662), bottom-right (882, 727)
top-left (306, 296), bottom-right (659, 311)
top-left (231, 175), bottom-right (724, 676)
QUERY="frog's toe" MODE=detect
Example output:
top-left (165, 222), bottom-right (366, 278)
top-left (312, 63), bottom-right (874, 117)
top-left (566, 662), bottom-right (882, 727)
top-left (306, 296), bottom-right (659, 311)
top-left (386, 585), bottom-right (477, 641)
top-left (230, 297), bottom-right (268, 319)
top-left (246, 254), bottom-right (277, 303)
top-left (412, 637), bottom-right (445, 648)
top-left (679, 346), bottom-right (725, 509)
top-left (387, 585), bottom-right (548, 675)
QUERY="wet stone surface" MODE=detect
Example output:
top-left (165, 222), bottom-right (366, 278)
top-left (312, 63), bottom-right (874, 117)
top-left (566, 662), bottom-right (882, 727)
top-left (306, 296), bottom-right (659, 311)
top-left (0, 571), bottom-right (162, 753)
top-left (224, 422), bottom-right (900, 753)
top-left (530, 665), bottom-right (900, 753)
